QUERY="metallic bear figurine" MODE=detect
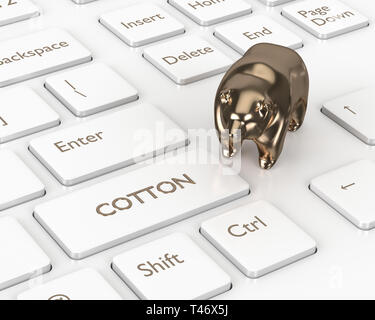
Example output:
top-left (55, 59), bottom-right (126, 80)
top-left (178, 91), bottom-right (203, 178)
top-left (214, 43), bottom-right (309, 169)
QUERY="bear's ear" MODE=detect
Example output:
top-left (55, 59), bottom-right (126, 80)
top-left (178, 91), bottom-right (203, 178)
top-left (219, 89), bottom-right (233, 105)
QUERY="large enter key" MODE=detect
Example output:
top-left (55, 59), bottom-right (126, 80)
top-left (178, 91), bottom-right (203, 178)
top-left (29, 104), bottom-right (188, 186)
top-left (34, 148), bottom-right (250, 259)
top-left (0, 28), bottom-right (92, 87)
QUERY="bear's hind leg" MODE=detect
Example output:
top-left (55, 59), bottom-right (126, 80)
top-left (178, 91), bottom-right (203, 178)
top-left (289, 64), bottom-right (309, 132)
top-left (289, 98), bottom-right (307, 132)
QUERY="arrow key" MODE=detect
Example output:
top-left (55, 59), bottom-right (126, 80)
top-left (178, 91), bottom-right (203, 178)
top-left (310, 160), bottom-right (375, 230)
top-left (322, 88), bottom-right (375, 145)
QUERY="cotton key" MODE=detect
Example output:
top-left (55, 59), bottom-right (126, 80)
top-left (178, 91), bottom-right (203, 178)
top-left (322, 88), bottom-right (375, 145)
top-left (45, 63), bottom-right (138, 117)
top-left (33, 148), bottom-right (250, 259)
top-left (0, 87), bottom-right (60, 143)
top-left (143, 35), bottom-right (233, 85)
top-left (215, 15), bottom-right (303, 55)
top-left (201, 201), bottom-right (317, 278)
top-left (100, 4), bottom-right (185, 47)
top-left (282, 0), bottom-right (369, 39)
top-left (0, 0), bottom-right (39, 27)
top-left (18, 269), bottom-right (122, 300)
top-left (0, 150), bottom-right (45, 211)
top-left (29, 104), bottom-right (188, 186)
top-left (310, 160), bottom-right (375, 230)
top-left (0, 217), bottom-right (51, 291)
top-left (112, 233), bottom-right (232, 300)
top-left (169, 0), bottom-right (252, 26)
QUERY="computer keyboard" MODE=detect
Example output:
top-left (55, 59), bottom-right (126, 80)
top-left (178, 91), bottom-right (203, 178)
top-left (0, 0), bottom-right (374, 300)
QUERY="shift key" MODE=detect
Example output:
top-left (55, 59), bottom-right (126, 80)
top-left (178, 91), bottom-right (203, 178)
top-left (0, 28), bottom-right (92, 87)
top-left (29, 104), bottom-right (188, 186)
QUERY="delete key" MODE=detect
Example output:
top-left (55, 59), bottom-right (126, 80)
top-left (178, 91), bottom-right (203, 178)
top-left (143, 35), bottom-right (233, 85)
top-left (282, 0), bottom-right (369, 39)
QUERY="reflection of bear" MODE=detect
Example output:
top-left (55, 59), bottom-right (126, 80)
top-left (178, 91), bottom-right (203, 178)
top-left (215, 43), bottom-right (309, 169)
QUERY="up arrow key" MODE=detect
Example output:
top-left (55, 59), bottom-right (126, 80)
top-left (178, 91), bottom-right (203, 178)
top-left (322, 88), bottom-right (375, 145)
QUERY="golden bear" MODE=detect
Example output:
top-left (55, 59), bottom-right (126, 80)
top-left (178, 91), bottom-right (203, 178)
top-left (214, 43), bottom-right (309, 169)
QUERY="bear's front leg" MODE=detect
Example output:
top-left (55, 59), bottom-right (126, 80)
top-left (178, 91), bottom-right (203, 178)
top-left (255, 123), bottom-right (289, 170)
top-left (255, 142), bottom-right (278, 170)
top-left (259, 155), bottom-right (276, 170)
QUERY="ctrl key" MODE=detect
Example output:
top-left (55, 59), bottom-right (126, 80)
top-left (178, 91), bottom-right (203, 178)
top-left (112, 233), bottom-right (231, 300)
top-left (201, 201), bottom-right (317, 278)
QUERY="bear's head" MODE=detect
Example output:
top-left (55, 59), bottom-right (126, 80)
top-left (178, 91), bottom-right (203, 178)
top-left (214, 63), bottom-right (281, 158)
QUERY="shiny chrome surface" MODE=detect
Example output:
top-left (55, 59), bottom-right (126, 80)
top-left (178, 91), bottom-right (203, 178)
top-left (215, 43), bottom-right (309, 169)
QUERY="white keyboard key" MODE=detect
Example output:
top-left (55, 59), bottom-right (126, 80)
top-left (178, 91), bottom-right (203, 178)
top-left (45, 63), bottom-right (138, 117)
top-left (34, 148), bottom-right (250, 259)
top-left (169, 0), bottom-right (252, 26)
top-left (259, 0), bottom-right (294, 6)
top-left (282, 0), bottom-right (369, 39)
top-left (0, 217), bottom-right (51, 291)
top-left (310, 160), bottom-right (375, 230)
top-left (0, 87), bottom-right (60, 143)
top-left (30, 104), bottom-right (188, 186)
top-left (0, 28), bottom-right (92, 87)
top-left (100, 4), bottom-right (185, 47)
top-left (0, 150), bottom-right (45, 211)
top-left (201, 201), bottom-right (316, 278)
top-left (18, 269), bottom-right (122, 300)
top-left (215, 15), bottom-right (303, 55)
top-left (143, 36), bottom-right (233, 85)
top-left (322, 88), bottom-right (375, 145)
top-left (112, 233), bottom-right (231, 300)
top-left (0, 0), bottom-right (39, 26)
